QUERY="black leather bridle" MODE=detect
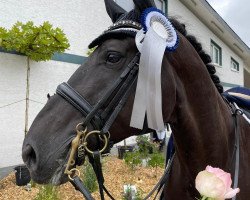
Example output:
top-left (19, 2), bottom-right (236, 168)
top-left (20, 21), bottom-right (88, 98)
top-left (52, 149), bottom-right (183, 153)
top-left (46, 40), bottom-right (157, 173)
top-left (57, 52), bottom-right (142, 165)
top-left (57, 53), bottom-right (140, 134)
top-left (56, 50), bottom-right (176, 200)
top-left (56, 53), bottom-right (143, 199)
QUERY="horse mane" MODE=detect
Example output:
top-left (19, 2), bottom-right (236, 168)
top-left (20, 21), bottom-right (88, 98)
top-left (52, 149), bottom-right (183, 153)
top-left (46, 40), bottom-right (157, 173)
top-left (169, 18), bottom-right (224, 93)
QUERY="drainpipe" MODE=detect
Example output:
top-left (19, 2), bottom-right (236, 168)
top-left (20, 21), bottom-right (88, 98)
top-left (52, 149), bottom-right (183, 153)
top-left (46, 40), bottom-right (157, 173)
top-left (24, 57), bottom-right (30, 136)
top-left (165, 0), bottom-right (168, 15)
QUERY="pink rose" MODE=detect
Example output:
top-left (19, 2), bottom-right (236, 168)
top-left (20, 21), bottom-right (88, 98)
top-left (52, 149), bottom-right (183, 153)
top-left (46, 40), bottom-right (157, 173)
top-left (195, 166), bottom-right (240, 200)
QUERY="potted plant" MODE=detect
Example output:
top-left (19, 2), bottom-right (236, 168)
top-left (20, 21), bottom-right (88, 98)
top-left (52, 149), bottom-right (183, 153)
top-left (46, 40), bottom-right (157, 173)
top-left (14, 165), bottom-right (31, 186)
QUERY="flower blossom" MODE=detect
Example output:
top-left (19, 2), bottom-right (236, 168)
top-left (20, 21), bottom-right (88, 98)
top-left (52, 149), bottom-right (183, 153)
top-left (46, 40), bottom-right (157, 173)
top-left (195, 165), bottom-right (240, 200)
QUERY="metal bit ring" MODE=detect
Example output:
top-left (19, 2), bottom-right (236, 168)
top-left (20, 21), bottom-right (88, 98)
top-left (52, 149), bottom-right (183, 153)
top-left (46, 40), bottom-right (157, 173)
top-left (84, 130), bottom-right (108, 154)
top-left (99, 131), bottom-right (110, 142)
top-left (68, 168), bottom-right (81, 181)
top-left (76, 123), bottom-right (87, 133)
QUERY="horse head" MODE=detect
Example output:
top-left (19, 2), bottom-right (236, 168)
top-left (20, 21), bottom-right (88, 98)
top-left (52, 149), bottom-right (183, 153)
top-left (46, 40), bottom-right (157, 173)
top-left (22, 1), bottom-right (249, 200)
top-left (22, 0), bottom-right (169, 185)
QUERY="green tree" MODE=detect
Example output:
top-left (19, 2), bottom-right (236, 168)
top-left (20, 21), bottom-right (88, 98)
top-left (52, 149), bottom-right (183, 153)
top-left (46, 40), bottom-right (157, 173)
top-left (136, 135), bottom-right (156, 159)
top-left (0, 21), bottom-right (69, 61)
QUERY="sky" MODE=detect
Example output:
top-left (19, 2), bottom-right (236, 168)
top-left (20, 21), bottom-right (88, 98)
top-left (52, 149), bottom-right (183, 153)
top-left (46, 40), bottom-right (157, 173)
top-left (206, 0), bottom-right (250, 47)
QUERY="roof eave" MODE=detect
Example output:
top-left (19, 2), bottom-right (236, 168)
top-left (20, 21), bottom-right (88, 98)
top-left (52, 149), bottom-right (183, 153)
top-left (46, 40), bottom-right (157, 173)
top-left (179, 0), bottom-right (250, 70)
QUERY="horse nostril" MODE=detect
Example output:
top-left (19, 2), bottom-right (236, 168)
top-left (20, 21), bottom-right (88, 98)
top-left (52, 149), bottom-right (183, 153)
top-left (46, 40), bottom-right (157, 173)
top-left (22, 144), bottom-right (37, 169)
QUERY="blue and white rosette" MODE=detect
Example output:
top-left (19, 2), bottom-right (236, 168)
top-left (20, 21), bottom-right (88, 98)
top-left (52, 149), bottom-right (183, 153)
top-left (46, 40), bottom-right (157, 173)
top-left (130, 7), bottom-right (179, 131)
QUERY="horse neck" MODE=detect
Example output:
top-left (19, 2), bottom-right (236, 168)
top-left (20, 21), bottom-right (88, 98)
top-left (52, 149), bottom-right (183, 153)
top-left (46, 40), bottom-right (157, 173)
top-left (167, 42), bottom-right (235, 177)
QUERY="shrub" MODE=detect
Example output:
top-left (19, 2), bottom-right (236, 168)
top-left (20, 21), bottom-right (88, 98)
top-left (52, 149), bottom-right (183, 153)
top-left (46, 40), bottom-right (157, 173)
top-left (148, 152), bottom-right (165, 168)
top-left (80, 160), bottom-right (98, 193)
top-left (136, 135), bottom-right (156, 158)
top-left (124, 135), bottom-right (165, 169)
top-left (124, 151), bottom-right (141, 170)
top-left (35, 184), bottom-right (59, 200)
top-left (0, 21), bottom-right (69, 61)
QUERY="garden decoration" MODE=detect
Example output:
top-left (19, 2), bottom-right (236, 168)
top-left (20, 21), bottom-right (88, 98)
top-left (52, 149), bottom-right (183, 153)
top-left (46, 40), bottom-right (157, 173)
top-left (22, 0), bottom-right (250, 199)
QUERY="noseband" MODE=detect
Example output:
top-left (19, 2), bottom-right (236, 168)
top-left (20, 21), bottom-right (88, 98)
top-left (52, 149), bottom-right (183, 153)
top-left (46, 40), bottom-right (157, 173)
top-left (57, 53), bottom-right (140, 133)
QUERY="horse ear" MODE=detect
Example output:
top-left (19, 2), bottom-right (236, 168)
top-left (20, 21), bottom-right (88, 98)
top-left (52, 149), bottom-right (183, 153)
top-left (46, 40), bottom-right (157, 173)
top-left (133, 0), bottom-right (156, 12)
top-left (104, 0), bottom-right (126, 23)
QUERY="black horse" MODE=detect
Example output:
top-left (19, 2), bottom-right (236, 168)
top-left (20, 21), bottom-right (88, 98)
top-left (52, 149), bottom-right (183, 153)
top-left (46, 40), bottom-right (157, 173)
top-left (22, 0), bottom-right (250, 199)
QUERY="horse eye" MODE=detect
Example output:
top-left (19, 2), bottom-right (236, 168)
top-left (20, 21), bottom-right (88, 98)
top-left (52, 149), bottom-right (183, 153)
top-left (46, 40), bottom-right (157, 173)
top-left (106, 52), bottom-right (122, 64)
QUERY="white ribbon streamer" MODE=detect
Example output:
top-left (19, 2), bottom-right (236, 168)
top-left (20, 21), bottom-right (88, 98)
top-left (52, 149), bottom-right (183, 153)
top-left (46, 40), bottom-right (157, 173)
top-left (130, 27), bottom-right (166, 131)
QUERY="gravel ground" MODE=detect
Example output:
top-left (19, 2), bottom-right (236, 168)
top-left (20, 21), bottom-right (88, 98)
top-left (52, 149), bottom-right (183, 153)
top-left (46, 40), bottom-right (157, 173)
top-left (0, 156), bottom-right (164, 200)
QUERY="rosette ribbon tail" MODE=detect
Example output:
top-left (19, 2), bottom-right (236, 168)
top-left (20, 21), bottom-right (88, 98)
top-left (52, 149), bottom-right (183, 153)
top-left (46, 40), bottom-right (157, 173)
top-left (130, 7), bottom-right (178, 131)
top-left (130, 27), bottom-right (165, 131)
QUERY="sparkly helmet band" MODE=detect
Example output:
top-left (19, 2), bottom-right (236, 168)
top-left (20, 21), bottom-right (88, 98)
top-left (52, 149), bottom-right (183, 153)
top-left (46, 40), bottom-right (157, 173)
top-left (89, 20), bottom-right (142, 48)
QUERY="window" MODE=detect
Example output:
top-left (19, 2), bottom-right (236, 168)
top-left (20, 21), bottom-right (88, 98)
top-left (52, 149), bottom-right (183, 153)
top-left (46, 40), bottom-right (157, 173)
top-left (210, 40), bottom-right (222, 66)
top-left (114, 0), bottom-right (134, 11)
top-left (231, 57), bottom-right (239, 72)
top-left (115, 0), bottom-right (166, 12)
top-left (155, 0), bottom-right (165, 12)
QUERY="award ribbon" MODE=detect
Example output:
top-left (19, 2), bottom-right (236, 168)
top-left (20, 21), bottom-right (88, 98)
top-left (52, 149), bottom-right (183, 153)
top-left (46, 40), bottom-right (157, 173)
top-left (130, 8), bottom-right (179, 131)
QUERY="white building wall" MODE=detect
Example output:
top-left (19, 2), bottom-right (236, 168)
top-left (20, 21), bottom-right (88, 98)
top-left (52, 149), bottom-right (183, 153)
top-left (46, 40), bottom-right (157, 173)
top-left (0, 53), bottom-right (26, 167)
top-left (168, 0), bottom-right (244, 89)
top-left (0, 0), bottom-right (112, 167)
top-left (28, 61), bottom-right (79, 126)
top-left (0, 52), bottom-right (79, 167)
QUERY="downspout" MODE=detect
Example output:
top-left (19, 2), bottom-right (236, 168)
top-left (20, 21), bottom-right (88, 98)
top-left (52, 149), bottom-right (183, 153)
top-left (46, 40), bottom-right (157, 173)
top-left (165, 0), bottom-right (168, 15)
top-left (24, 57), bottom-right (30, 136)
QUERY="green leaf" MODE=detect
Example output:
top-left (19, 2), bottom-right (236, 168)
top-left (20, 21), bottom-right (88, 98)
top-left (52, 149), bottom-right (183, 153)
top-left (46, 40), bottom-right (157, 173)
top-left (148, 153), bottom-right (165, 168)
top-left (0, 21), bottom-right (70, 61)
